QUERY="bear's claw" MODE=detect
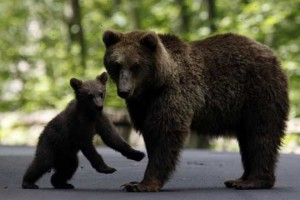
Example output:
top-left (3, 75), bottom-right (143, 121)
top-left (121, 181), bottom-right (161, 192)
top-left (224, 179), bottom-right (274, 189)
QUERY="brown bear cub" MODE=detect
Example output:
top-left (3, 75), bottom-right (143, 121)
top-left (22, 72), bottom-right (145, 189)
top-left (102, 30), bottom-right (289, 192)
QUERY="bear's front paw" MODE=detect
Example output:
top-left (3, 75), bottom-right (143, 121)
top-left (224, 179), bottom-right (243, 188)
top-left (124, 150), bottom-right (145, 161)
top-left (121, 181), bottom-right (161, 192)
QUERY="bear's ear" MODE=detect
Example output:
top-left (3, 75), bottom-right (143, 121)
top-left (140, 32), bottom-right (158, 51)
top-left (70, 78), bottom-right (83, 91)
top-left (102, 30), bottom-right (121, 47)
top-left (96, 72), bottom-right (108, 85)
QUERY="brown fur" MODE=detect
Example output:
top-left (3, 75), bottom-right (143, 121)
top-left (22, 72), bottom-right (145, 189)
top-left (102, 30), bottom-right (289, 192)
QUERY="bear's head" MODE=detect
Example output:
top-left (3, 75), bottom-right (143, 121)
top-left (70, 72), bottom-right (108, 113)
top-left (102, 30), bottom-right (171, 99)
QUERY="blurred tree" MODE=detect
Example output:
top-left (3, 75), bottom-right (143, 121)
top-left (206, 0), bottom-right (217, 33)
top-left (64, 0), bottom-right (86, 68)
top-left (131, 0), bottom-right (142, 29)
top-left (177, 0), bottom-right (191, 34)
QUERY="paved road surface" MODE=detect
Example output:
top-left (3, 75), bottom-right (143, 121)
top-left (0, 146), bottom-right (299, 200)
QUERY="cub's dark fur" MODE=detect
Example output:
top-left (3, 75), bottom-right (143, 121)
top-left (22, 72), bottom-right (145, 189)
top-left (102, 30), bottom-right (289, 192)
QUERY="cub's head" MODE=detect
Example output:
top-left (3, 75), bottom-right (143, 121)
top-left (102, 30), bottom-right (170, 99)
top-left (70, 72), bottom-right (108, 112)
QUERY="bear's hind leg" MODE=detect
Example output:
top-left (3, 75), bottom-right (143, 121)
top-left (224, 134), bottom-right (251, 188)
top-left (51, 156), bottom-right (78, 189)
top-left (225, 121), bottom-right (284, 189)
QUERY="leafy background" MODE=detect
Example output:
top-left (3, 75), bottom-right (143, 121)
top-left (0, 0), bottom-right (299, 150)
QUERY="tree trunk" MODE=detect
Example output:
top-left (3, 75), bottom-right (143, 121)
top-left (177, 0), bottom-right (190, 34)
top-left (131, 0), bottom-right (142, 29)
top-left (242, 0), bottom-right (250, 4)
top-left (206, 0), bottom-right (217, 33)
top-left (64, 0), bottom-right (86, 67)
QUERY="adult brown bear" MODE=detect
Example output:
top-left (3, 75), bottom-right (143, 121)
top-left (102, 30), bottom-right (289, 192)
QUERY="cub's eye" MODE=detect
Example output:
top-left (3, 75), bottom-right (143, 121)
top-left (99, 92), bottom-right (104, 98)
top-left (88, 94), bottom-right (93, 99)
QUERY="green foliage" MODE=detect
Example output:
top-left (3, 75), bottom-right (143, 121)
top-left (0, 0), bottom-right (299, 117)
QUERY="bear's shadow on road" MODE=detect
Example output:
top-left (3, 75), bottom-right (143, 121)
top-left (35, 186), bottom-right (293, 193)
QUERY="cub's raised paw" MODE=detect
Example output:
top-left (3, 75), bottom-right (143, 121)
top-left (97, 166), bottom-right (117, 174)
top-left (121, 181), bottom-right (161, 192)
top-left (54, 183), bottom-right (74, 189)
top-left (125, 150), bottom-right (145, 161)
top-left (22, 183), bottom-right (39, 189)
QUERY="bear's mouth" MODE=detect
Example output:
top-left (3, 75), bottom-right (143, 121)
top-left (118, 90), bottom-right (130, 99)
top-left (117, 88), bottom-right (135, 99)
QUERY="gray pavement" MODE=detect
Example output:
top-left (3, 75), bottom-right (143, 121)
top-left (0, 145), bottom-right (299, 200)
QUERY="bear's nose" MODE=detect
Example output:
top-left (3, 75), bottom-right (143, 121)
top-left (118, 90), bottom-right (130, 98)
top-left (93, 97), bottom-right (103, 109)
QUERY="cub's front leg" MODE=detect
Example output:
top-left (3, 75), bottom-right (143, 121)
top-left (80, 140), bottom-right (116, 174)
top-left (96, 114), bottom-right (145, 161)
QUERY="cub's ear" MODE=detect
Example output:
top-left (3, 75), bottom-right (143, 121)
top-left (96, 72), bottom-right (108, 85)
top-left (70, 78), bottom-right (83, 91)
top-left (102, 30), bottom-right (121, 47)
top-left (140, 32), bottom-right (159, 51)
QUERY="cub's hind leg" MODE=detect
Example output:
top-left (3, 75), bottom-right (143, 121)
top-left (51, 155), bottom-right (78, 189)
top-left (22, 147), bottom-right (53, 189)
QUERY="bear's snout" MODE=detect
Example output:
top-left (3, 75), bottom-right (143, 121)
top-left (118, 89), bottom-right (130, 99)
top-left (118, 69), bottom-right (133, 98)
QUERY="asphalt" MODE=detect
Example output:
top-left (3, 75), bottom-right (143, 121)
top-left (0, 146), bottom-right (299, 200)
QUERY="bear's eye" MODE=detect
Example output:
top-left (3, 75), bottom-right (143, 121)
top-left (88, 94), bottom-right (94, 99)
top-left (113, 62), bottom-right (122, 69)
top-left (131, 63), bottom-right (140, 73)
top-left (110, 62), bottom-right (122, 75)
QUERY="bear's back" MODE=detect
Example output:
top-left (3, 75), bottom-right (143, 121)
top-left (188, 34), bottom-right (288, 134)
top-left (190, 33), bottom-right (276, 64)
top-left (158, 34), bottom-right (186, 51)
